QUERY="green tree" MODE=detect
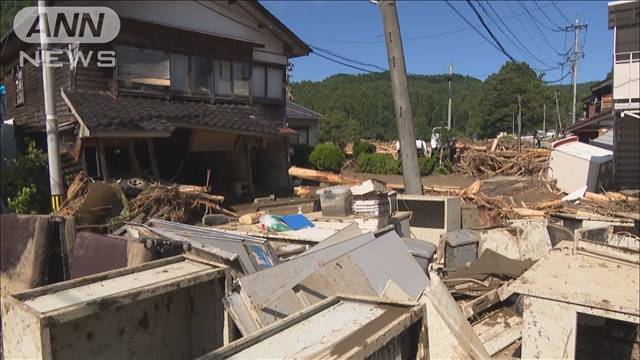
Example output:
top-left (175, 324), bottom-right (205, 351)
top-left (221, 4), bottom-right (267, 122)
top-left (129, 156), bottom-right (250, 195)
top-left (476, 61), bottom-right (547, 137)
top-left (319, 110), bottom-right (359, 148)
top-left (1, 139), bottom-right (50, 214)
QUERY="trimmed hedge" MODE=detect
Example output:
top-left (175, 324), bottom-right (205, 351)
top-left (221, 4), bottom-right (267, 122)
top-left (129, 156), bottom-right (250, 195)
top-left (291, 144), bottom-right (314, 167)
top-left (352, 140), bottom-right (376, 158)
top-left (309, 143), bottom-right (345, 172)
top-left (355, 153), bottom-right (437, 176)
top-left (355, 153), bottom-right (401, 175)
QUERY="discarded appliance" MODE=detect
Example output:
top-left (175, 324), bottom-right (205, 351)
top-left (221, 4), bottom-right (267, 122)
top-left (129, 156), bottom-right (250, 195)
top-left (510, 241), bottom-right (640, 359)
top-left (125, 219), bottom-right (279, 275)
top-left (401, 237), bottom-right (436, 272)
top-left (397, 194), bottom-right (461, 246)
top-left (548, 138), bottom-right (613, 193)
top-left (224, 230), bottom-right (429, 335)
top-left (200, 296), bottom-right (424, 360)
top-left (1, 255), bottom-right (230, 359)
top-left (316, 185), bottom-right (352, 217)
top-left (439, 229), bottom-right (480, 269)
top-left (478, 218), bottom-right (552, 262)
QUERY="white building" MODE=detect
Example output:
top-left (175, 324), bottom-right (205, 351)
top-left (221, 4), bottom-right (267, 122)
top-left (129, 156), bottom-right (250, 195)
top-left (609, 1), bottom-right (640, 189)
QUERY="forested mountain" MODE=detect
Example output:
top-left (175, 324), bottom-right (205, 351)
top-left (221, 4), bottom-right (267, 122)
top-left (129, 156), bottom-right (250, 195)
top-left (290, 61), bottom-right (598, 142)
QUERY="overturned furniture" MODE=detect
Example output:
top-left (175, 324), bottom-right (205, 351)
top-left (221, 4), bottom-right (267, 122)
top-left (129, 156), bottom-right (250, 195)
top-left (1, 255), bottom-right (230, 359)
top-left (200, 296), bottom-right (424, 360)
top-left (510, 241), bottom-right (640, 359)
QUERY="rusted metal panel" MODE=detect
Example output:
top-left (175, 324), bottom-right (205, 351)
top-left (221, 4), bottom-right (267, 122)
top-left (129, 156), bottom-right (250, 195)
top-left (0, 214), bottom-right (53, 297)
top-left (69, 232), bottom-right (129, 279)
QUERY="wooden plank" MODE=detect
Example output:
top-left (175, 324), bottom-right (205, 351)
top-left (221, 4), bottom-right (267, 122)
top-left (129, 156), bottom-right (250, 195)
top-left (127, 140), bottom-right (142, 176)
top-left (147, 139), bottom-right (160, 179)
top-left (97, 140), bottom-right (109, 180)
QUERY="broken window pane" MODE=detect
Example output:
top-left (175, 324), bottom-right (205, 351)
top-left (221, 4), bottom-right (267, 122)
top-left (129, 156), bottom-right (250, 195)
top-left (267, 67), bottom-right (284, 100)
top-left (233, 62), bottom-right (250, 97)
top-left (191, 56), bottom-right (211, 96)
top-left (214, 60), bottom-right (231, 96)
top-left (252, 65), bottom-right (265, 98)
top-left (117, 46), bottom-right (170, 93)
top-left (170, 54), bottom-right (189, 94)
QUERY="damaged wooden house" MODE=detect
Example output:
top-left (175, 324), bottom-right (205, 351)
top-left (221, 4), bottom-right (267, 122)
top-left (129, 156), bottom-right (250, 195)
top-left (0, 0), bottom-right (310, 199)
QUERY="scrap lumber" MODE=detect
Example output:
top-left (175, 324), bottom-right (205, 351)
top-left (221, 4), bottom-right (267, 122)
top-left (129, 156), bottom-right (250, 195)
top-left (512, 208), bottom-right (545, 217)
top-left (289, 166), bottom-right (463, 195)
top-left (288, 166), bottom-right (360, 185)
top-left (455, 147), bottom-right (549, 178)
top-left (239, 212), bottom-right (264, 225)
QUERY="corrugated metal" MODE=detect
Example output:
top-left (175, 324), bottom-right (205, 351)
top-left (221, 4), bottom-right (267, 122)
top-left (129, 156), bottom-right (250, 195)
top-left (616, 116), bottom-right (640, 189)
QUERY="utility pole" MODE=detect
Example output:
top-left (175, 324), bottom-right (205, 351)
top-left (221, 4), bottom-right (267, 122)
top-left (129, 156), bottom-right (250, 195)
top-left (38, 0), bottom-right (64, 211)
top-left (512, 110), bottom-right (515, 135)
top-left (543, 103), bottom-right (546, 134)
top-left (554, 91), bottom-right (562, 135)
top-left (379, 0), bottom-right (422, 195)
top-left (567, 18), bottom-right (588, 125)
top-left (447, 63), bottom-right (453, 129)
top-left (517, 94), bottom-right (522, 151)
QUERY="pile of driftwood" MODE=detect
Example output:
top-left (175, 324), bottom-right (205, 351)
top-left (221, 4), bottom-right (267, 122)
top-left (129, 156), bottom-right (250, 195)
top-left (55, 173), bottom-right (233, 228)
top-left (455, 147), bottom-right (549, 178)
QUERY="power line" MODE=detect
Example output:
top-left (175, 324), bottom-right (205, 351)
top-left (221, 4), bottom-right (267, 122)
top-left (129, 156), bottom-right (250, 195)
top-left (311, 52), bottom-right (380, 73)
top-left (519, 2), bottom-right (563, 55)
top-left (481, 1), bottom-right (555, 68)
top-left (505, 1), bottom-right (555, 59)
top-left (552, 1), bottom-right (573, 25)
top-left (310, 45), bottom-right (386, 71)
top-left (543, 70), bottom-right (572, 84)
top-left (465, 0), bottom-right (515, 61)
top-left (444, 1), bottom-right (513, 60)
top-left (301, 1), bottom-right (558, 45)
top-left (533, 1), bottom-right (563, 30)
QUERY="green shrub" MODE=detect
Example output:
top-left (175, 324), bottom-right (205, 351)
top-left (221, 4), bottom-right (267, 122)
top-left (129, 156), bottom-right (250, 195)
top-left (1, 139), bottom-right (49, 214)
top-left (352, 140), bottom-right (376, 158)
top-left (355, 153), bottom-right (401, 175)
top-left (418, 157), bottom-right (436, 176)
top-left (291, 144), bottom-right (314, 167)
top-left (309, 143), bottom-right (345, 172)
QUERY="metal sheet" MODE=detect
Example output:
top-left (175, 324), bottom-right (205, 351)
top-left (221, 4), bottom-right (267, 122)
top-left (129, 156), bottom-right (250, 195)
top-left (69, 232), bottom-right (129, 279)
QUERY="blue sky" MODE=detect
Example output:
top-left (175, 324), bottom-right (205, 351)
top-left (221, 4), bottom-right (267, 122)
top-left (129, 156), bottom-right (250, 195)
top-left (261, 1), bottom-right (612, 84)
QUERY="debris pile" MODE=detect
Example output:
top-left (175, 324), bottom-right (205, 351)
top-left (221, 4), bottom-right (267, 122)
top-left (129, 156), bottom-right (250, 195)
top-left (455, 148), bottom-right (549, 178)
top-left (54, 172), bottom-right (230, 230)
top-left (3, 158), bottom-right (639, 360)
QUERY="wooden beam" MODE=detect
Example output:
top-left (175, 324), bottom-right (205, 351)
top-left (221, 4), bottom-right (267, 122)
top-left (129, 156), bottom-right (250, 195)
top-left (97, 140), bottom-right (109, 180)
top-left (147, 139), bottom-right (160, 179)
top-left (127, 140), bottom-right (142, 177)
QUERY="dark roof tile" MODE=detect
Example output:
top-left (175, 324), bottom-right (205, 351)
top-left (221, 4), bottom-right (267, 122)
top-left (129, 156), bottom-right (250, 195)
top-left (64, 88), bottom-right (283, 137)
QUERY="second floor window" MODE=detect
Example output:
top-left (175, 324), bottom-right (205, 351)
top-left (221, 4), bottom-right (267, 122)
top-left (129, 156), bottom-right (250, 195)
top-left (115, 46), bottom-right (283, 103)
top-left (13, 65), bottom-right (24, 106)
top-left (252, 64), bottom-right (284, 101)
top-left (117, 46), bottom-right (170, 94)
